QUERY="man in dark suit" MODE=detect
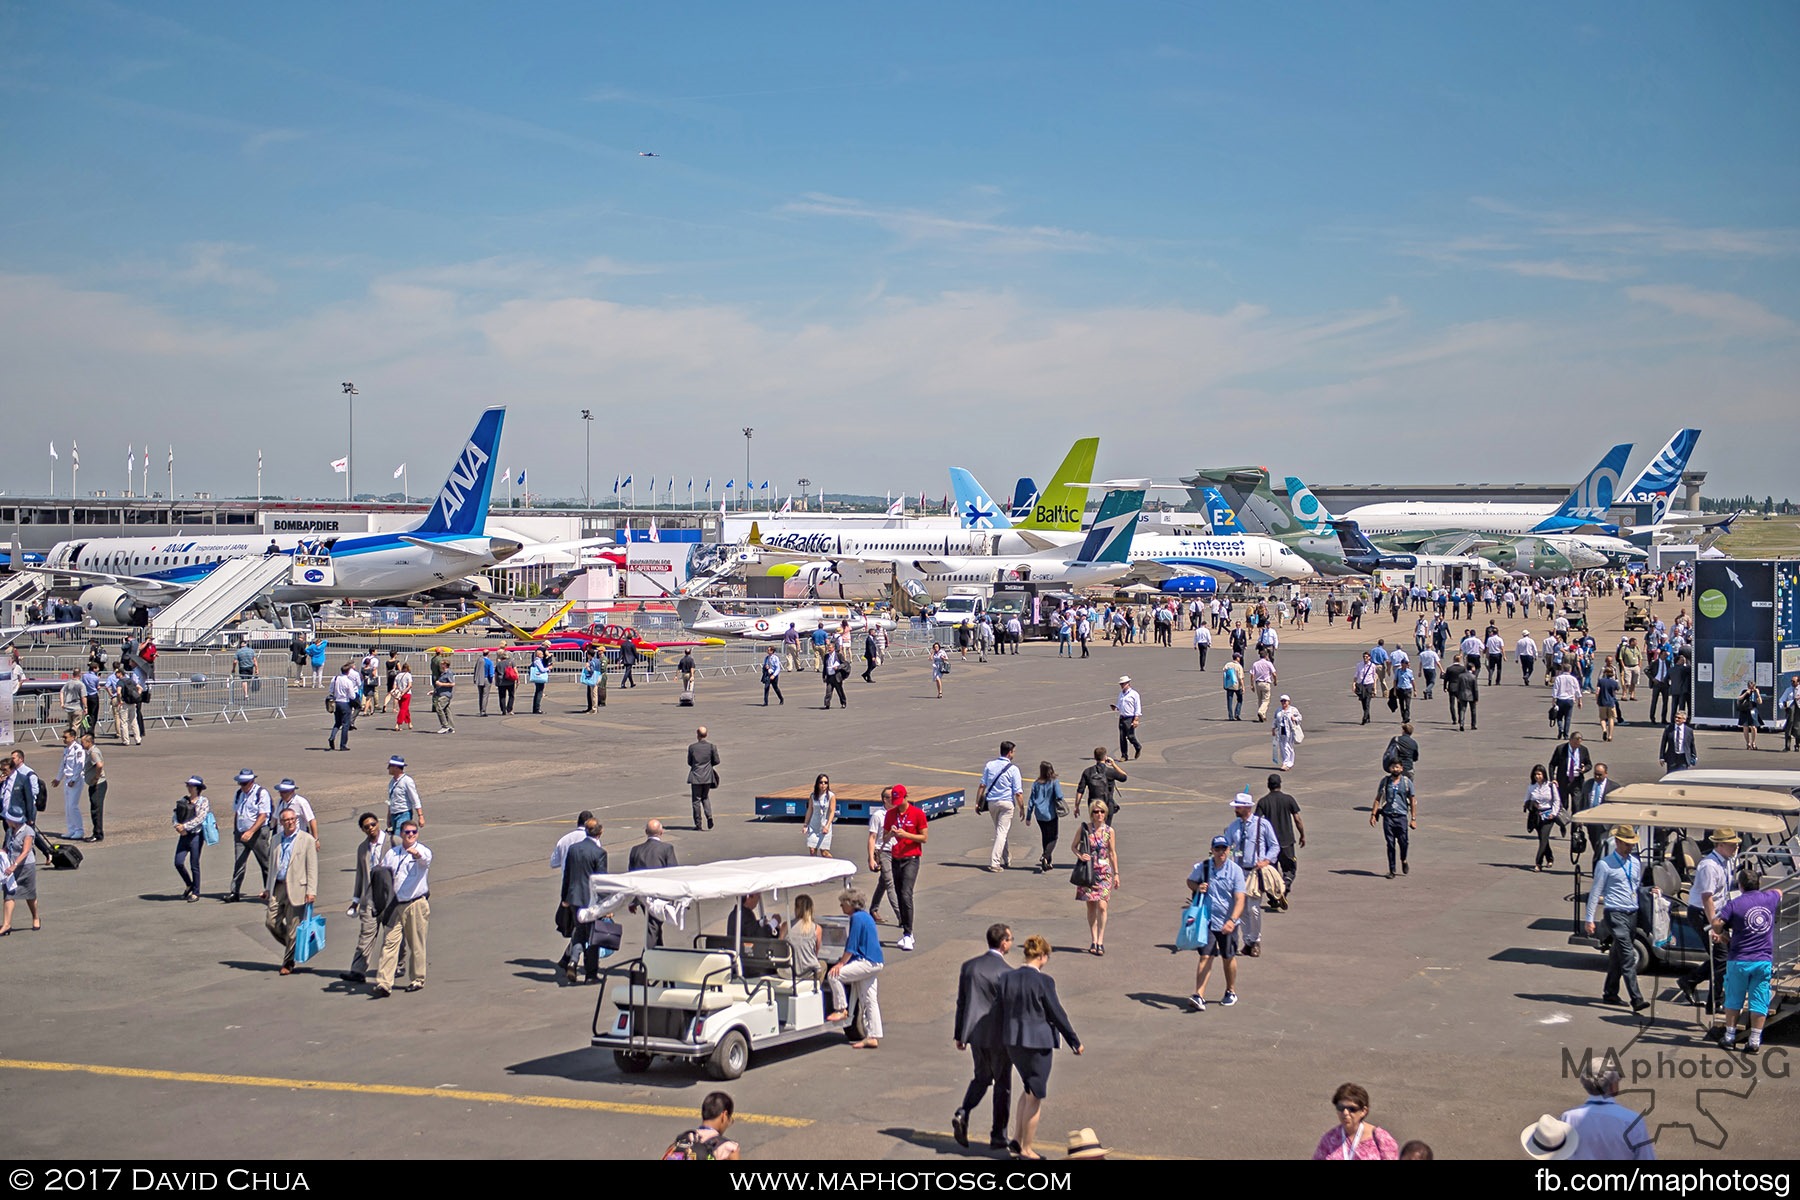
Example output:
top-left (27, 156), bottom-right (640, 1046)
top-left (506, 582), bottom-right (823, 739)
top-left (1660, 710), bottom-right (1698, 774)
top-left (628, 819), bottom-right (678, 946)
top-left (1457, 663), bottom-right (1480, 731)
top-left (1548, 733), bottom-right (1593, 811)
top-left (1669, 652), bottom-right (1693, 717)
top-left (951, 924), bottom-right (1013, 1150)
top-left (559, 819), bottom-right (609, 984)
top-left (687, 727), bottom-right (721, 831)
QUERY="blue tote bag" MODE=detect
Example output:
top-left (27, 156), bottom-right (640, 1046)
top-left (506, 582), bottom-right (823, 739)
top-left (293, 903), bottom-right (327, 964)
top-left (1175, 891), bottom-right (1210, 952)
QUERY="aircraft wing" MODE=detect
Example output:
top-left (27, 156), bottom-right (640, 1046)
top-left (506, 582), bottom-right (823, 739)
top-left (911, 559), bottom-right (960, 575)
top-left (1012, 530), bottom-right (1060, 552)
top-left (504, 536), bottom-right (629, 566)
top-left (399, 536), bottom-right (496, 562)
top-left (22, 564), bottom-right (189, 602)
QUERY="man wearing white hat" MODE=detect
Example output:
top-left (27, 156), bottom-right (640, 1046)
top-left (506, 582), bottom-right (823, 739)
top-left (1270, 694), bottom-right (1303, 771)
top-left (1110, 677), bottom-right (1142, 761)
top-left (385, 756), bottom-right (423, 836)
top-left (1519, 1114), bottom-right (1579, 1160)
top-left (1584, 826), bottom-right (1651, 1012)
top-left (226, 768), bottom-right (271, 904)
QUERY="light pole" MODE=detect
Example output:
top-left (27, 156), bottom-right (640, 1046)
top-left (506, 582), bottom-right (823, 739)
top-left (580, 409), bottom-right (594, 506)
top-left (797, 477), bottom-right (811, 512)
top-left (341, 382), bottom-right (357, 502)
top-left (742, 426), bottom-right (753, 512)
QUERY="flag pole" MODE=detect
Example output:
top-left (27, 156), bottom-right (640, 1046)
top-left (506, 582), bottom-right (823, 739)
top-left (168, 447), bottom-right (174, 499)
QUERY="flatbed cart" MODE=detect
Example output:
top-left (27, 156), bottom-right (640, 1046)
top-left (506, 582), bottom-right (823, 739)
top-left (754, 781), bottom-right (965, 822)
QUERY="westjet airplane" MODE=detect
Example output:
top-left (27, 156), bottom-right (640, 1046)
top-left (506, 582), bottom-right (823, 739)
top-left (35, 407), bottom-right (521, 621)
top-left (901, 488), bottom-right (1146, 599)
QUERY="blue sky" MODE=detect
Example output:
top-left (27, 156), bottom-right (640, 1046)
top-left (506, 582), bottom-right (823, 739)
top-left (2, 1), bottom-right (1794, 502)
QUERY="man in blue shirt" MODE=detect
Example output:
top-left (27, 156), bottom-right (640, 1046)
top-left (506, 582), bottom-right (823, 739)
top-left (1559, 1055), bottom-right (1656, 1160)
top-left (1368, 640), bottom-right (1391, 698)
top-left (1225, 794), bottom-right (1280, 955)
top-left (826, 888), bottom-right (884, 1050)
top-left (1584, 826), bottom-right (1651, 1012)
top-left (1187, 836), bottom-right (1247, 1012)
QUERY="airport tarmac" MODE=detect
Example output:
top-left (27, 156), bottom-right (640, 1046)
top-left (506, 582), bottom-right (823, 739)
top-left (5, 594), bottom-right (1795, 1160)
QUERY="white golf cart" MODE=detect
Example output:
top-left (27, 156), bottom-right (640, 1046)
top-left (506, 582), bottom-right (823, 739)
top-left (587, 856), bottom-right (856, 1080)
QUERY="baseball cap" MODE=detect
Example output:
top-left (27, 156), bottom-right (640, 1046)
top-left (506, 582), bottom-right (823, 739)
top-left (234, 769), bottom-right (256, 783)
top-left (890, 784), bottom-right (907, 801)
top-left (186, 775), bottom-right (205, 789)
top-left (388, 755), bottom-right (406, 769)
top-left (1210, 835), bottom-right (1230, 849)
top-left (1279, 693), bottom-right (1290, 702)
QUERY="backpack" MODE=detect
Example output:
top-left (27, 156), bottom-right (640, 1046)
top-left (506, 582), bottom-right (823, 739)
top-left (1381, 739), bottom-right (1400, 771)
top-left (29, 771), bottom-right (48, 813)
top-left (121, 677), bottom-right (144, 704)
top-left (1079, 764), bottom-right (1119, 817)
top-left (662, 1126), bottom-right (725, 1161)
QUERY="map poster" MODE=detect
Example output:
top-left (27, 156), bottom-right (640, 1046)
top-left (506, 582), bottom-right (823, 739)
top-left (1777, 562), bottom-right (1800, 690)
top-left (1691, 559), bottom-right (1776, 728)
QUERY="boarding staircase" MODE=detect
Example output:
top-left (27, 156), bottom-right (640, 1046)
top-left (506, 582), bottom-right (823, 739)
top-left (0, 570), bottom-right (48, 628)
top-left (148, 555), bottom-right (295, 647)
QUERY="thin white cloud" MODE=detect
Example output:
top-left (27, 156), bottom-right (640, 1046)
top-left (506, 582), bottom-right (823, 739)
top-left (1471, 198), bottom-right (1800, 259)
top-left (1624, 284), bottom-right (1794, 337)
top-left (783, 193), bottom-right (1105, 254)
top-left (1494, 259), bottom-right (1624, 282)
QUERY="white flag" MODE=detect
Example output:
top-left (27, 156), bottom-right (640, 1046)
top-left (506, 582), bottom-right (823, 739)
top-left (500, 468), bottom-right (511, 485)
top-left (331, 457), bottom-right (349, 473)
top-left (72, 441), bottom-right (79, 468)
top-left (393, 463), bottom-right (406, 479)
top-left (49, 441), bottom-right (57, 461)
top-left (126, 445), bottom-right (132, 474)
top-left (648, 518), bottom-right (660, 543)
top-left (169, 446), bottom-right (175, 469)
top-left (779, 495), bottom-right (792, 514)
top-left (887, 495), bottom-right (904, 516)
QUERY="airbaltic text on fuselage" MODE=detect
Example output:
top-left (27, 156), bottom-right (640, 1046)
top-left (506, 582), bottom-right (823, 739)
top-left (762, 533), bottom-right (839, 554)
top-left (437, 438), bottom-right (491, 523)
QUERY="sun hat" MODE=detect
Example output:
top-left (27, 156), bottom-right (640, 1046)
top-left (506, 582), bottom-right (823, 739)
top-left (1519, 1114), bottom-right (1579, 1160)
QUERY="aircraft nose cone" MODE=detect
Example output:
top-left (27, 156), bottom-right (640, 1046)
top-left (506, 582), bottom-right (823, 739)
top-left (489, 537), bottom-right (524, 563)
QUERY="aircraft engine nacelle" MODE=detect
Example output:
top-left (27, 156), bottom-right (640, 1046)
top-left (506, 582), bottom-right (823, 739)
top-left (1158, 576), bottom-right (1218, 595)
top-left (80, 585), bottom-right (146, 627)
top-left (796, 561), bottom-right (841, 587)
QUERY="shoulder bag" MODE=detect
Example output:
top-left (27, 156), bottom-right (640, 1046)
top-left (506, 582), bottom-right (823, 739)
top-left (1069, 824), bottom-right (1097, 889)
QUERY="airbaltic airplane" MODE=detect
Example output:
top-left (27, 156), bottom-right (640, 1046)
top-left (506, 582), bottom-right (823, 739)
top-left (954, 470), bottom-right (1310, 586)
top-left (38, 407), bottom-right (520, 622)
top-left (901, 488), bottom-right (1146, 598)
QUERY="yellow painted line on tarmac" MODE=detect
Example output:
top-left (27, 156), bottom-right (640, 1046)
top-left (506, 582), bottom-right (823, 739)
top-left (0, 1059), bottom-right (812, 1128)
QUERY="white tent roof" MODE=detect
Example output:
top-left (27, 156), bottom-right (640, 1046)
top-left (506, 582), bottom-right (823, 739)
top-left (589, 855), bottom-right (856, 903)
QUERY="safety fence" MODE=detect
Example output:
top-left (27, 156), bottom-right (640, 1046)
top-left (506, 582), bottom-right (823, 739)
top-left (5, 676), bottom-right (289, 744)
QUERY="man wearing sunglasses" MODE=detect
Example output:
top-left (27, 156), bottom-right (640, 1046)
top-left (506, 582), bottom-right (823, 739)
top-left (372, 821), bottom-right (431, 998)
top-left (342, 812), bottom-right (388, 985)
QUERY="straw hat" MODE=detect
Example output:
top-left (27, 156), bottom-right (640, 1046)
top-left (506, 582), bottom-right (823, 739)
top-left (1519, 1114), bottom-right (1579, 1160)
top-left (1710, 828), bottom-right (1740, 844)
top-left (1610, 825), bottom-right (1639, 844)
top-left (1066, 1128), bottom-right (1108, 1159)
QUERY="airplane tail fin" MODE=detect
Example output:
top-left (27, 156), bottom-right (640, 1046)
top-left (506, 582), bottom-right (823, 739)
top-left (1073, 489), bottom-right (1145, 563)
top-left (1328, 518), bottom-right (1377, 558)
top-left (1282, 475), bottom-right (1335, 533)
top-left (1009, 478), bottom-right (1038, 521)
top-left (1202, 488), bottom-right (1245, 534)
top-left (1019, 438), bottom-right (1099, 531)
top-left (1190, 467), bottom-right (1300, 541)
top-left (748, 521), bottom-right (764, 546)
top-left (411, 407), bottom-right (506, 537)
top-left (949, 468), bottom-right (1012, 529)
top-left (1547, 443), bottom-right (1632, 524)
top-left (675, 597), bottom-right (726, 628)
top-left (1622, 428), bottom-right (1701, 526)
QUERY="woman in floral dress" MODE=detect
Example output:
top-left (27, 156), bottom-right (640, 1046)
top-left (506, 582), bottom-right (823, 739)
top-left (1070, 802), bottom-right (1119, 956)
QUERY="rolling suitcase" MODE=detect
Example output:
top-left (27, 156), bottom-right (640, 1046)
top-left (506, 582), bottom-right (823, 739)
top-left (36, 833), bottom-right (84, 871)
top-left (678, 672), bottom-right (695, 707)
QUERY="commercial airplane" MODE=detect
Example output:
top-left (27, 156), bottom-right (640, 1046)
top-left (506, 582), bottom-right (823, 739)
top-left (952, 468), bottom-right (1306, 586)
top-left (898, 488), bottom-right (1146, 599)
top-left (1202, 488), bottom-right (1246, 534)
top-left (1329, 519), bottom-right (1497, 579)
top-left (675, 598), bottom-right (898, 640)
top-left (33, 407), bottom-right (521, 622)
top-left (1191, 467), bottom-right (1367, 577)
top-left (1617, 428), bottom-right (1703, 528)
top-left (1339, 444), bottom-right (1634, 537)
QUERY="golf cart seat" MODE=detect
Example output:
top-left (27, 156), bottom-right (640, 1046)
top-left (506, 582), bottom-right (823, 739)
top-left (608, 949), bottom-right (753, 1011)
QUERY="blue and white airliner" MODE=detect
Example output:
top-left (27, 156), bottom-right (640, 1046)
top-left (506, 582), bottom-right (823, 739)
top-left (37, 407), bottom-right (522, 621)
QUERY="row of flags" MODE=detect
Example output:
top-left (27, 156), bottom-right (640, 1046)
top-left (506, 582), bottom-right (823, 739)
top-left (48, 442), bottom-right (174, 470)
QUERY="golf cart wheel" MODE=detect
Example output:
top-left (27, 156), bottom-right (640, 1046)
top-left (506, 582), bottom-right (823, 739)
top-left (1632, 933), bottom-right (1662, 977)
top-left (706, 1029), bottom-right (749, 1081)
top-left (613, 1050), bottom-right (653, 1074)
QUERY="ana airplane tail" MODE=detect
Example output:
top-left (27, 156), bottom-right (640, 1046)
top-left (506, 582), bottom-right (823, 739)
top-left (1543, 443), bottom-right (1632, 526)
top-left (1202, 487), bottom-right (1245, 534)
top-left (1620, 428), bottom-right (1701, 526)
top-left (411, 407), bottom-right (506, 538)
top-left (949, 468), bottom-right (1013, 529)
top-left (1073, 489), bottom-right (1145, 563)
top-left (1009, 478), bottom-right (1038, 521)
top-left (1018, 437), bottom-right (1099, 531)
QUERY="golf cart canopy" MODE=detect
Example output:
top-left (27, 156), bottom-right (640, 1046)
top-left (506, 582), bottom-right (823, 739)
top-left (589, 856), bottom-right (856, 904)
top-left (1570, 802), bottom-right (1787, 837)
top-left (1608, 783), bottom-right (1800, 818)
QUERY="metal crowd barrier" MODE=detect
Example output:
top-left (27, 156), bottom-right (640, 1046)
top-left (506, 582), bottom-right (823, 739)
top-left (5, 676), bottom-right (289, 744)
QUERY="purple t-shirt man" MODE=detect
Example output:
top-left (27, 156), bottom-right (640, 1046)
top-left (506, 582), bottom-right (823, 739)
top-left (1719, 889), bottom-right (1779, 963)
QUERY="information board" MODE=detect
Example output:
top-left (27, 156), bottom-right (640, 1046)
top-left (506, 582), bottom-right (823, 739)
top-left (1691, 559), bottom-right (1779, 727)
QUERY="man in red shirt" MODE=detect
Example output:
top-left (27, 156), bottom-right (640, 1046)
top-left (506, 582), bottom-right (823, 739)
top-left (883, 784), bottom-right (929, 952)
